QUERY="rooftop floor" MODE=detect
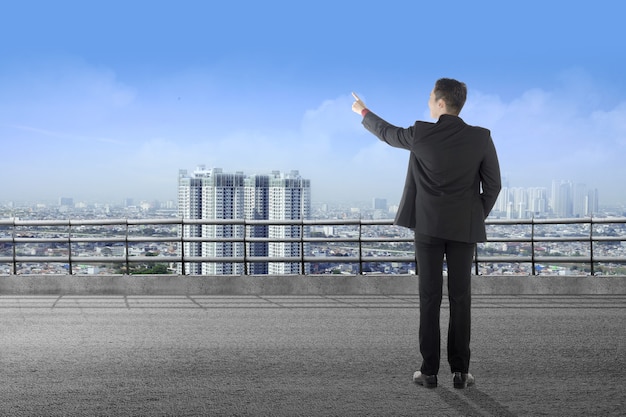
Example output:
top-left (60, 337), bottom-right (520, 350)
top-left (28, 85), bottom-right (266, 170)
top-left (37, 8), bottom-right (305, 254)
top-left (1, 295), bottom-right (625, 416)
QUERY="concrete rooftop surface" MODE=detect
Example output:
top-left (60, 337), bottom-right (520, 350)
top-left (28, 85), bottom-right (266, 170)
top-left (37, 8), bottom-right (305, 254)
top-left (1, 294), bottom-right (625, 416)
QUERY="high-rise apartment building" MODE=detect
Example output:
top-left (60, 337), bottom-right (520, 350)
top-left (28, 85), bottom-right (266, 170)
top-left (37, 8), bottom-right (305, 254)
top-left (178, 168), bottom-right (310, 275)
top-left (268, 171), bottom-right (311, 275)
top-left (201, 169), bottom-right (246, 275)
top-left (245, 174), bottom-right (270, 274)
top-left (177, 167), bottom-right (204, 275)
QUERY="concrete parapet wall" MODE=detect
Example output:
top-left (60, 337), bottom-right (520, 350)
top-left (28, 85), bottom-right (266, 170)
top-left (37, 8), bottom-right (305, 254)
top-left (1, 274), bottom-right (626, 295)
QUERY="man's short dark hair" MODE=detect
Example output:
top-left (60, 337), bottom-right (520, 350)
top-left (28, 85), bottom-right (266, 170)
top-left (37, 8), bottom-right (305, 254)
top-left (434, 78), bottom-right (467, 115)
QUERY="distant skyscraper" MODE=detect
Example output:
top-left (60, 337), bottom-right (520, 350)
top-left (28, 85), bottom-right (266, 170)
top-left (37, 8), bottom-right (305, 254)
top-left (527, 187), bottom-right (548, 217)
top-left (551, 180), bottom-right (573, 218)
top-left (373, 198), bottom-right (387, 211)
top-left (511, 187), bottom-right (528, 219)
top-left (573, 183), bottom-right (588, 217)
top-left (586, 188), bottom-right (599, 216)
top-left (494, 186), bottom-right (510, 215)
top-left (178, 168), bottom-right (310, 275)
top-left (59, 197), bottom-right (74, 207)
top-left (495, 186), bottom-right (549, 219)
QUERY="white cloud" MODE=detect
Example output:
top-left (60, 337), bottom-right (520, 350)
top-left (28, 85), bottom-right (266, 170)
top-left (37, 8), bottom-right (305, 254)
top-left (463, 75), bottom-right (626, 202)
top-left (591, 103), bottom-right (626, 146)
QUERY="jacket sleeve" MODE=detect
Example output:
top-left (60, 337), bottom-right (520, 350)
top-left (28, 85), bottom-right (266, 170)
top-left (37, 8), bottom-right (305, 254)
top-left (479, 136), bottom-right (502, 218)
top-left (362, 111), bottom-right (413, 150)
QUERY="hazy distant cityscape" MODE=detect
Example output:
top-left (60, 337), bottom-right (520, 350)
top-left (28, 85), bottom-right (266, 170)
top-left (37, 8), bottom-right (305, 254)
top-left (1, 174), bottom-right (623, 219)
top-left (1, 169), bottom-right (625, 277)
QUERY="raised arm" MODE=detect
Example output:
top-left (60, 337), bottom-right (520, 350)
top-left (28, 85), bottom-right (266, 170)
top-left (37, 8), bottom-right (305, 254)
top-left (351, 92), bottom-right (413, 150)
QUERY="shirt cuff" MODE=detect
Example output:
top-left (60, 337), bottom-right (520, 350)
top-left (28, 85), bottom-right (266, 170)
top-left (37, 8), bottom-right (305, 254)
top-left (361, 108), bottom-right (370, 117)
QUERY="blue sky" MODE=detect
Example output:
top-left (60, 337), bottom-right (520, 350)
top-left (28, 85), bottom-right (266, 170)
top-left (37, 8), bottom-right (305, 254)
top-left (2, 0), bottom-right (625, 205)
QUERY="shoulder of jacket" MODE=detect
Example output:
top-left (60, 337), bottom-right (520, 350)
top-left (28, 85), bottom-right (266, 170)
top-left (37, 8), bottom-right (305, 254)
top-left (463, 123), bottom-right (491, 136)
top-left (413, 120), bottom-right (436, 131)
top-left (474, 125), bottom-right (491, 135)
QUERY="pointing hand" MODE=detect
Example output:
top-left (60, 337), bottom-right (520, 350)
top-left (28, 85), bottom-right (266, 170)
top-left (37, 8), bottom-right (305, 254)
top-left (351, 92), bottom-right (367, 115)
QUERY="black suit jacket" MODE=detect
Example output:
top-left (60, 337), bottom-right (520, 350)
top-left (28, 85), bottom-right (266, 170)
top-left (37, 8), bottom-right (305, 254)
top-left (362, 112), bottom-right (501, 243)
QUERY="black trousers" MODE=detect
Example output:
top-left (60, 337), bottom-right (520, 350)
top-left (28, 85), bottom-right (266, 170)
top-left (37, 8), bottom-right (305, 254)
top-left (415, 233), bottom-right (475, 375)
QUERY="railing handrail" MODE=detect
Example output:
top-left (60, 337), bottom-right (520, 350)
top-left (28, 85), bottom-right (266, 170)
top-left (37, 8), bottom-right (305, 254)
top-left (0, 218), bottom-right (401, 227)
top-left (4, 215), bottom-right (626, 224)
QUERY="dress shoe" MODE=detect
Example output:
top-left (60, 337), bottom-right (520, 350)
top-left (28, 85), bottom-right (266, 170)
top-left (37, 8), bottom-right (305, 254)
top-left (413, 371), bottom-right (437, 388)
top-left (453, 372), bottom-right (475, 389)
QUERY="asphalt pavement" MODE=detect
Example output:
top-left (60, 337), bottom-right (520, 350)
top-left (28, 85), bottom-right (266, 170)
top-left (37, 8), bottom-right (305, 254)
top-left (1, 295), bottom-right (625, 416)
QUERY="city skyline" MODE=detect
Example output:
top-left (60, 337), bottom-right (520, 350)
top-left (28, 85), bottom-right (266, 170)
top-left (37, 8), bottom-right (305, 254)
top-left (1, 174), bottom-right (614, 218)
top-left (494, 181), bottom-right (600, 219)
top-left (2, 1), bottom-right (626, 205)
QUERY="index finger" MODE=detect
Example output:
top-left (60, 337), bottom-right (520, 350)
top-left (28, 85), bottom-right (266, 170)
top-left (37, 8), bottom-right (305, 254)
top-left (351, 92), bottom-right (361, 101)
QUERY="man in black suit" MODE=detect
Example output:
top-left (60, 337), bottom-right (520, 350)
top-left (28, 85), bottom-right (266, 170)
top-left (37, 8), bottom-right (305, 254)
top-left (352, 78), bottom-right (501, 389)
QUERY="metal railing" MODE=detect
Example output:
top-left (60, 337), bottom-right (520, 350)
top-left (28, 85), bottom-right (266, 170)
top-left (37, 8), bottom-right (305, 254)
top-left (479, 217), bottom-right (626, 275)
top-left (1, 217), bottom-right (625, 275)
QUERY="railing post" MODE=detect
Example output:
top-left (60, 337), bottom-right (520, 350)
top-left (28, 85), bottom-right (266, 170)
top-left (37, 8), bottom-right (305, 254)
top-left (125, 220), bottom-right (130, 274)
top-left (358, 219), bottom-right (363, 275)
top-left (531, 218), bottom-right (536, 275)
top-left (413, 230), bottom-right (418, 276)
top-left (590, 217), bottom-right (595, 276)
top-left (243, 220), bottom-right (248, 276)
top-left (300, 219), bottom-right (305, 275)
top-left (474, 244), bottom-right (479, 276)
top-left (11, 218), bottom-right (16, 275)
top-left (180, 220), bottom-right (186, 276)
top-left (68, 222), bottom-right (73, 275)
